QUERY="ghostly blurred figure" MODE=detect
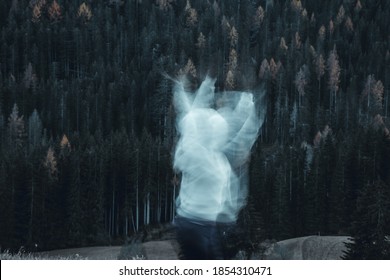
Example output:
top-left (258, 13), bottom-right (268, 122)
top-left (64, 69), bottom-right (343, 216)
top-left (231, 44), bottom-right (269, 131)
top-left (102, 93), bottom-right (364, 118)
top-left (173, 76), bottom-right (265, 259)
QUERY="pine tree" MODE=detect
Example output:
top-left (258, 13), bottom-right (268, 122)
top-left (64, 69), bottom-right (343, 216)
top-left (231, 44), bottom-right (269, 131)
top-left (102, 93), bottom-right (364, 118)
top-left (79, 134), bottom-right (105, 244)
top-left (0, 108), bottom-right (4, 145)
top-left (345, 16), bottom-right (354, 32)
top-left (156, 0), bottom-right (174, 12)
top-left (315, 54), bottom-right (325, 104)
top-left (271, 164), bottom-right (293, 239)
top-left (259, 58), bottom-right (270, 80)
top-left (343, 180), bottom-right (390, 259)
top-left (362, 75), bottom-right (384, 118)
top-left (253, 5), bottom-right (265, 30)
top-left (28, 109), bottom-right (42, 151)
top-left (27, 142), bottom-right (46, 249)
top-left (42, 144), bottom-right (64, 249)
top-left (0, 156), bottom-right (13, 249)
top-left (7, 104), bottom-right (26, 153)
top-left (294, 64), bottom-right (308, 107)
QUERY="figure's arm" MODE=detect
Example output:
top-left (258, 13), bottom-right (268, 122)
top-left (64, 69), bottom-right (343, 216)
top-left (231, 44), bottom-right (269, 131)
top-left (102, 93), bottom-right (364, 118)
top-left (223, 93), bottom-right (262, 167)
top-left (173, 75), bottom-right (216, 120)
top-left (173, 78), bottom-right (193, 120)
top-left (192, 76), bottom-right (216, 109)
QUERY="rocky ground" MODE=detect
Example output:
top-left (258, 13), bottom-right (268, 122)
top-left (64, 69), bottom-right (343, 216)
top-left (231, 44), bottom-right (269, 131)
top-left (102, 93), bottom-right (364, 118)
top-left (263, 236), bottom-right (351, 260)
top-left (22, 224), bottom-right (351, 260)
top-left (37, 246), bottom-right (123, 260)
top-left (34, 236), bottom-right (350, 260)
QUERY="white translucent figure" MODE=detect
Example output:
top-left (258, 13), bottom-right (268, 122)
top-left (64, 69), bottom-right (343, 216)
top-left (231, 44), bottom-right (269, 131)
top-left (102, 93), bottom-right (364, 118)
top-left (173, 76), bottom-right (265, 223)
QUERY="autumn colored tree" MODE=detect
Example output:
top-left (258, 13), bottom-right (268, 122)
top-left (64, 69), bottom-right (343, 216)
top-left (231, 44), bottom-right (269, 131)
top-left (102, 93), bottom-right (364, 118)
top-left (48, 0), bottom-right (61, 22)
top-left (225, 48), bottom-right (238, 89)
top-left (31, 4), bottom-right (42, 22)
top-left (43, 147), bottom-right (58, 180)
top-left (196, 32), bottom-right (206, 49)
top-left (253, 6), bottom-right (264, 30)
top-left (77, 2), bottom-right (92, 22)
top-left (185, 0), bottom-right (198, 27)
top-left (315, 54), bottom-right (325, 103)
top-left (269, 58), bottom-right (281, 80)
top-left (156, 0), bottom-right (174, 11)
top-left (179, 58), bottom-right (197, 78)
top-left (258, 58), bottom-right (270, 80)
top-left (327, 46), bottom-right (340, 112)
top-left (294, 64), bottom-right (308, 107)
top-left (362, 75), bottom-right (384, 117)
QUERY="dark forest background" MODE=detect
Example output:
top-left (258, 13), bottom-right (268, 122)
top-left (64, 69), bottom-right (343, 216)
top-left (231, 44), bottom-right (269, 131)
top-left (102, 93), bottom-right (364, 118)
top-left (0, 0), bottom-right (389, 259)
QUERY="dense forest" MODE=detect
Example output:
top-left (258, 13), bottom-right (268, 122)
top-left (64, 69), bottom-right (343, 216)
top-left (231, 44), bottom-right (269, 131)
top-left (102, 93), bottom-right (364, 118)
top-left (0, 0), bottom-right (389, 258)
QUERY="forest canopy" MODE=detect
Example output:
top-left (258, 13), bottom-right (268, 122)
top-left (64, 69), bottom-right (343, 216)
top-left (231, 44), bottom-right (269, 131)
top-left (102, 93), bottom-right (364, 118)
top-left (0, 0), bottom-right (389, 258)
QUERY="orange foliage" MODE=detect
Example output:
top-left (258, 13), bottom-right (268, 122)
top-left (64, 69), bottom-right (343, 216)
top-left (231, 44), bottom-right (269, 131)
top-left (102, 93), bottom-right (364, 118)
top-left (48, 0), bottom-right (62, 22)
top-left (78, 2), bottom-right (93, 22)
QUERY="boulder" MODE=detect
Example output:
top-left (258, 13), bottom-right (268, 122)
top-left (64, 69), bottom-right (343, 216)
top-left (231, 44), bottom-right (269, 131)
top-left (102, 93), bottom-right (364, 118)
top-left (264, 236), bottom-right (352, 260)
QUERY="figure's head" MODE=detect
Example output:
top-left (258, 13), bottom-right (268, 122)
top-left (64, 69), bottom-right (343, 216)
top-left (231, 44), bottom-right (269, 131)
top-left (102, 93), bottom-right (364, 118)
top-left (179, 108), bottom-right (228, 151)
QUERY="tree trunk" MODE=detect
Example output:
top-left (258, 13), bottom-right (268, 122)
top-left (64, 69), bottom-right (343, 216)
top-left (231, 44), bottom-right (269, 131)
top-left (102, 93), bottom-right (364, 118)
top-left (147, 193), bottom-right (150, 225)
top-left (157, 144), bottom-right (161, 223)
top-left (131, 209), bottom-right (136, 233)
top-left (164, 178), bottom-right (168, 221)
top-left (112, 189), bottom-right (115, 237)
top-left (136, 149), bottom-right (139, 232)
top-left (29, 170), bottom-right (34, 242)
top-left (171, 182), bottom-right (176, 221)
top-left (385, 88), bottom-right (388, 118)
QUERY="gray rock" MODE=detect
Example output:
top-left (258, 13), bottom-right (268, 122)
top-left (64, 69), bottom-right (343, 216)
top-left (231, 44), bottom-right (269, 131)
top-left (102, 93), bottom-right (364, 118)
top-left (264, 236), bottom-right (352, 260)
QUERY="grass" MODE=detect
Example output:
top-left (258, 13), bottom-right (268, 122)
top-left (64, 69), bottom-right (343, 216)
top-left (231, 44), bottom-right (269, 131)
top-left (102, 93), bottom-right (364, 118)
top-left (0, 248), bottom-right (88, 260)
top-left (117, 240), bottom-right (145, 260)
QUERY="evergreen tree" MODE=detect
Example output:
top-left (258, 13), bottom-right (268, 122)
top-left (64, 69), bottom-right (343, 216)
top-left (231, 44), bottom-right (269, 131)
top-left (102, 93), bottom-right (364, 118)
top-left (343, 179), bottom-right (390, 259)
